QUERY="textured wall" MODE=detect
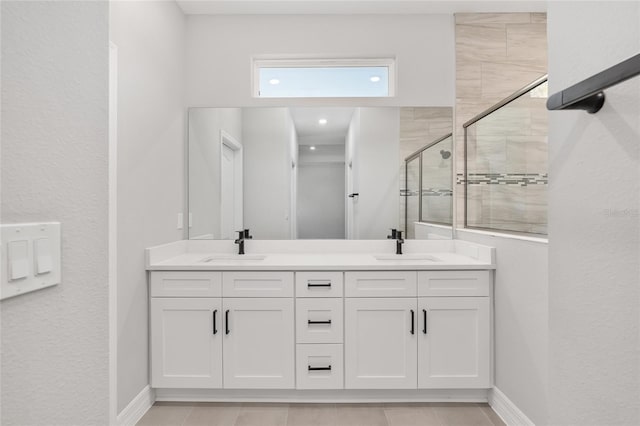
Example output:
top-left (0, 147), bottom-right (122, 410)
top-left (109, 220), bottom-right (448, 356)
top-left (547, 2), bottom-right (640, 424)
top-left (1, 1), bottom-right (110, 424)
top-left (454, 13), bottom-right (547, 233)
top-left (109, 0), bottom-right (186, 414)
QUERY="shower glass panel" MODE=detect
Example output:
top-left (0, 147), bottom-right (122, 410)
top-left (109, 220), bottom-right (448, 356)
top-left (464, 78), bottom-right (548, 235)
top-left (405, 155), bottom-right (420, 238)
top-left (420, 135), bottom-right (453, 225)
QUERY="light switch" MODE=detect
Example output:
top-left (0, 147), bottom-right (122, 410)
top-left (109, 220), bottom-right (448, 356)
top-left (8, 240), bottom-right (29, 281)
top-left (1, 222), bottom-right (61, 300)
top-left (34, 238), bottom-right (52, 275)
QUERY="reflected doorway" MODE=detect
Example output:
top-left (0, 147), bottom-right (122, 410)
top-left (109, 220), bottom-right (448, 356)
top-left (220, 131), bottom-right (243, 239)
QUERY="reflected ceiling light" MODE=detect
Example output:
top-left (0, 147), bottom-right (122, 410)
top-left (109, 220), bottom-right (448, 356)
top-left (309, 146), bottom-right (316, 150)
top-left (269, 78), bottom-right (280, 85)
top-left (370, 76), bottom-right (381, 83)
top-left (318, 118), bottom-right (328, 125)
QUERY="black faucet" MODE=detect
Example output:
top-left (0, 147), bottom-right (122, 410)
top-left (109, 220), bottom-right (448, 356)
top-left (395, 230), bottom-right (404, 255)
top-left (234, 229), bottom-right (252, 255)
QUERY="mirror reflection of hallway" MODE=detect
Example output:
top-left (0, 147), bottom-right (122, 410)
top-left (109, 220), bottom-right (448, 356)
top-left (291, 108), bottom-right (352, 239)
top-left (297, 158), bottom-right (346, 239)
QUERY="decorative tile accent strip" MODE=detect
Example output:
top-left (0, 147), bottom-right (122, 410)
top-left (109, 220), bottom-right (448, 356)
top-left (456, 173), bottom-right (548, 186)
top-left (400, 188), bottom-right (453, 197)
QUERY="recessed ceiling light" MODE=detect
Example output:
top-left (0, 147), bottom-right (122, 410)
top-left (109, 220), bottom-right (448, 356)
top-left (309, 146), bottom-right (316, 150)
top-left (318, 118), bottom-right (328, 125)
top-left (269, 78), bottom-right (280, 85)
top-left (370, 76), bottom-right (381, 83)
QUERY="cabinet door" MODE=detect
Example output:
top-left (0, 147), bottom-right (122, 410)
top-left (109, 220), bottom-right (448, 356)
top-left (344, 298), bottom-right (417, 389)
top-left (418, 297), bottom-right (490, 389)
top-left (150, 298), bottom-right (222, 388)
top-left (223, 298), bottom-right (295, 389)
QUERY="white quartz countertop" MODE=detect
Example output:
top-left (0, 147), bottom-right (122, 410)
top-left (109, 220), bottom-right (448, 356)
top-left (146, 240), bottom-right (495, 271)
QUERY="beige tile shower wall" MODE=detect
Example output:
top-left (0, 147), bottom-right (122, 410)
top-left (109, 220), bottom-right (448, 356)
top-left (399, 107), bottom-right (452, 235)
top-left (455, 13), bottom-right (547, 229)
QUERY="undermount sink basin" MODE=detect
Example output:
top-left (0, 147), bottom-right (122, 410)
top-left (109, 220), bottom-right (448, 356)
top-left (374, 254), bottom-right (439, 262)
top-left (198, 254), bottom-right (266, 263)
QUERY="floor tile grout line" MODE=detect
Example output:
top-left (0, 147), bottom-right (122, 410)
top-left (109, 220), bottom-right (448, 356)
top-left (179, 405), bottom-right (194, 426)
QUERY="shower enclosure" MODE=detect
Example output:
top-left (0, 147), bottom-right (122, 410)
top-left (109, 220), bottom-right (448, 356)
top-left (404, 133), bottom-right (453, 238)
top-left (462, 76), bottom-right (548, 236)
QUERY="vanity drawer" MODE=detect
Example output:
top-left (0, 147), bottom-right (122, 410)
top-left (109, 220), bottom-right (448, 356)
top-left (295, 272), bottom-right (343, 297)
top-left (418, 271), bottom-right (490, 297)
top-left (345, 271), bottom-right (417, 297)
top-left (150, 271), bottom-right (222, 297)
top-left (296, 298), bottom-right (343, 344)
top-left (222, 272), bottom-right (294, 298)
top-left (296, 344), bottom-right (344, 389)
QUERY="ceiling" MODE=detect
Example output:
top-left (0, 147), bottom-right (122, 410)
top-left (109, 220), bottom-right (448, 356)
top-left (176, 0), bottom-right (546, 15)
top-left (290, 107), bottom-right (355, 145)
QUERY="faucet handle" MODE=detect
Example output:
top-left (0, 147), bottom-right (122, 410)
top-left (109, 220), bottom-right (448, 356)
top-left (243, 229), bottom-right (253, 239)
top-left (235, 230), bottom-right (245, 241)
top-left (387, 228), bottom-right (397, 239)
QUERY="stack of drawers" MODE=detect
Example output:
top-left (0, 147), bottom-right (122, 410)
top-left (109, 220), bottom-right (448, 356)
top-left (294, 272), bottom-right (344, 389)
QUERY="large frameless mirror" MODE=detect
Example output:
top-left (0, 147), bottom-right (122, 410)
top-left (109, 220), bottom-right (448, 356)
top-left (187, 107), bottom-right (453, 240)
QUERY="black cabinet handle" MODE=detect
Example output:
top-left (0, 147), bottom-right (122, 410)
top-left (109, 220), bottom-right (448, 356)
top-left (213, 309), bottom-right (218, 335)
top-left (410, 310), bottom-right (415, 335)
top-left (308, 320), bottom-right (332, 325)
top-left (423, 309), bottom-right (427, 334)
top-left (308, 365), bottom-right (332, 371)
top-left (225, 310), bottom-right (230, 335)
top-left (307, 282), bottom-right (331, 287)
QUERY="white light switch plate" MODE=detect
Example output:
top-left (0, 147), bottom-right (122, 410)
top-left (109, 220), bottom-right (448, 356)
top-left (1, 222), bottom-right (61, 300)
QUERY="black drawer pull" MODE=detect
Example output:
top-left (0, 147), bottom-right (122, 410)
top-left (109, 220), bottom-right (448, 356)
top-left (225, 310), bottom-right (230, 335)
top-left (308, 320), bottom-right (332, 325)
top-left (212, 309), bottom-right (218, 335)
top-left (308, 365), bottom-right (332, 371)
top-left (307, 282), bottom-right (331, 287)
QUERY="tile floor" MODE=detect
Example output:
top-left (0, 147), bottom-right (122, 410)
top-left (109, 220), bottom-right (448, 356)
top-left (136, 402), bottom-right (506, 426)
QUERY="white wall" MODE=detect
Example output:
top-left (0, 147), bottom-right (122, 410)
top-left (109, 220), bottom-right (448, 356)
top-left (547, 2), bottom-right (640, 425)
top-left (188, 108), bottom-right (242, 239)
top-left (456, 231), bottom-right (548, 425)
top-left (242, 108), bottom-right (297, 239)
top-left (297, 163), bottom-right (346, 239)
top-left (354, 108), bottom-right (400, 239)
top-left (185, 14), bottom-right (454, 107)
top-left (109, 0), bottom-right (186, 414)
top-left (0, 1), bottom-right (110, 424)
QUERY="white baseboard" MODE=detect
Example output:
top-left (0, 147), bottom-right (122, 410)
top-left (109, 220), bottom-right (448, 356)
top-left (155, 388), bottom-right (489, 403)
top-left (117, 385), bottom-right (156, 426)
top-left (489, 387), bottom-right (535, 426)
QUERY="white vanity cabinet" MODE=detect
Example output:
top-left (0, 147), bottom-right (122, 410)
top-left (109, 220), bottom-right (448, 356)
top-left (344, 270), bottom-right (491, 390)
top-left (150, 272), bottom-right (223, 388)
top-left (150, 271), bottom-right (295, 390)
top-left (149, 267), bottom-right (492, 393)
top-left (295, 272), bottom-right (345, 390)
top-left (223, 297), bottom-right (294, 389)
top-left (417, 270), bottom-right (491, 389)
top-left (344, 297), bottom-right (418, 389)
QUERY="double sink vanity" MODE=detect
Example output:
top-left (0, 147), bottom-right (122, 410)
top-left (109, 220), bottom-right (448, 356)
top-left (146, 238), bottom-right (496, 402)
